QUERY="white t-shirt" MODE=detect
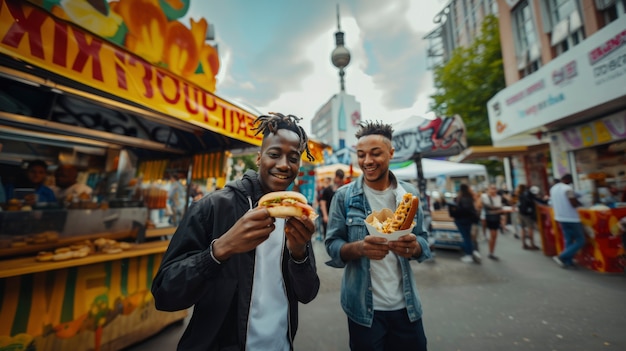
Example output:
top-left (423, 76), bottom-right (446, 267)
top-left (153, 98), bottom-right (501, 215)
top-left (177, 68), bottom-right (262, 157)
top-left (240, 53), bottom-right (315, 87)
top-left (550, 182), bottom-right (580, 223)
top-left (363, 183), bottom-right (406, 311)
top-left (52, 183), bottom-right (93, 200)
top-left (246, 219), bottom-right (289, 351)
top-left (481, 193), bottom-right (503, 214)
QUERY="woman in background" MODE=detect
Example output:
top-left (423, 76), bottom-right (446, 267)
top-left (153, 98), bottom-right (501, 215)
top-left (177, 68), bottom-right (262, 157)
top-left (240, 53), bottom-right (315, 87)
top-left (453, 184), bottom-right (481, 263)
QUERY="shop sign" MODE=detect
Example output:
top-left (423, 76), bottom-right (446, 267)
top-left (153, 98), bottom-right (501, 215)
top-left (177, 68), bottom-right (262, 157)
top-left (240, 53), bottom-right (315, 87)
top-left (0, 0), bottom-right (263, 146)
top-left (552, 111), bottom-right (626, 152)
top-left (488, 15), bottom-right (626, 143)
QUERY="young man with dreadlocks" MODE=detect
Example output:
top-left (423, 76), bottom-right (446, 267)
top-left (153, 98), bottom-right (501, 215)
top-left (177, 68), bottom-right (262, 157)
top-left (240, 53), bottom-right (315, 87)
top-left (152, 112), bottom-right (320, 350)
top-left (325, 121), bottom-right (431, 351)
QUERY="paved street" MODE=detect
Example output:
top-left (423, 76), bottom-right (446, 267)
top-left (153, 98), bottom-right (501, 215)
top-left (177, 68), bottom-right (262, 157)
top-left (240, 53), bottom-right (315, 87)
top-left (127, 231), bottom-right (626, 351)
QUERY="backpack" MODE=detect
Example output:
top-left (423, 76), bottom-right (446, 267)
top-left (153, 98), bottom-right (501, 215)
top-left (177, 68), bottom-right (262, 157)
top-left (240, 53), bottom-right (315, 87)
top-left (518, 191), bottom-right (535, 216)
top-left (447, 201), bottom-right (459, 218)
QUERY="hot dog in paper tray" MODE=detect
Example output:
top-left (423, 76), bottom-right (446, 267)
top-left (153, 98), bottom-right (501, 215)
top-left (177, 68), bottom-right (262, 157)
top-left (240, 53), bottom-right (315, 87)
top-left (365, 193), bottom-right (419, 241)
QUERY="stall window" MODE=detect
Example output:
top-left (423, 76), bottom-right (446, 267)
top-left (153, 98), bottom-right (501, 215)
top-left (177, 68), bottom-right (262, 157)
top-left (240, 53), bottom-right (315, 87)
top-left (574, 142), bottom-right (626, 207)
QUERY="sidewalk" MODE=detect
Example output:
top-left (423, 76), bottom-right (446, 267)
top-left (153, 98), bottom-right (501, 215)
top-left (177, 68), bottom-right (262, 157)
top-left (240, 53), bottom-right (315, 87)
top-left (126, 230), bottom-right (626, 351)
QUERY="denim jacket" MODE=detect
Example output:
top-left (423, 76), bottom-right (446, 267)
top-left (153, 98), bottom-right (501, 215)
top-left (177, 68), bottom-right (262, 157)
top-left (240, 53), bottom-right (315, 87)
top-left (325, 173), bottom-right (432, 327)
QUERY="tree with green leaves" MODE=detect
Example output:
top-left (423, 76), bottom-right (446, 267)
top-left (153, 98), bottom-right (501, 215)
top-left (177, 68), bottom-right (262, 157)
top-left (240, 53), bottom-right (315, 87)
top-left (430, 14), bottom-right (505, 146)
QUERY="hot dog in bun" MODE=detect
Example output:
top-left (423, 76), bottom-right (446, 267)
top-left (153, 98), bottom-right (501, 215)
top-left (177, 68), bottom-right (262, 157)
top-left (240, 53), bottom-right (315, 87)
top-left (376, 193), bottom-right (419, 233)
top-left (258, 191), bottom-right (318, 219)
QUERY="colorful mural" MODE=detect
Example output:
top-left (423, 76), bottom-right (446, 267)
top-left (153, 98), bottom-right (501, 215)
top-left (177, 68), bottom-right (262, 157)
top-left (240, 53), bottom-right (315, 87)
top-left (0, 0), bottom-right (263, 146)
top-left (0, 253), bottom-right (185, 351)
top-left (30, 0), bottom-right (219, 91)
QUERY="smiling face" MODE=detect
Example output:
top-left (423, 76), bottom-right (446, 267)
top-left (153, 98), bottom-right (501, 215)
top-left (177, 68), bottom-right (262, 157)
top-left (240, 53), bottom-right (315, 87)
top-left (256, 129), bottom-right (302, 193)
top-left (356, 134), bottom-right (394, 191)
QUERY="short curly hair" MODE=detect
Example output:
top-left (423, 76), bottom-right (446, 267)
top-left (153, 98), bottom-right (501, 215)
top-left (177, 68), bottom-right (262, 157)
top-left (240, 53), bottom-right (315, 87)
top-left (355, 121), bottom-right (394, 140)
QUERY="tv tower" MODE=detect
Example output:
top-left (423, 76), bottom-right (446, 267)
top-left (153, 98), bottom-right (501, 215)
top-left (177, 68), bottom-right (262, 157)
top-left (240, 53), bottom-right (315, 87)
top-left (330, 4), bottom-right (351, 92)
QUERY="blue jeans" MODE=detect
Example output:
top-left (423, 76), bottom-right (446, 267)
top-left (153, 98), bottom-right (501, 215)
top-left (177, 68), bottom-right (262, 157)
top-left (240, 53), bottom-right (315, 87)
top-left (347, 310), bottom-right (427, 351)
top-left (454, 219), bottom-right (474, 256)
top-left (558, 221), bottom-right (585, 266)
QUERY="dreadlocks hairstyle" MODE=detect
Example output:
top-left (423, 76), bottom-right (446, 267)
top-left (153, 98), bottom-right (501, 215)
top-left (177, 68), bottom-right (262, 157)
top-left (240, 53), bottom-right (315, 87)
top-left (355, 120), bottom-right (394, 141)
top-left (252, 112), bottom-right (315, 162)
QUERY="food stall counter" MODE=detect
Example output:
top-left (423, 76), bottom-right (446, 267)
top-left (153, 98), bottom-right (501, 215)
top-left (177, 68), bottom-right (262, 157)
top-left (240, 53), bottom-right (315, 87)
top-left (0, 240), bottom-right (169, 279)
top-left (536, 204), bottom-right (626, 273)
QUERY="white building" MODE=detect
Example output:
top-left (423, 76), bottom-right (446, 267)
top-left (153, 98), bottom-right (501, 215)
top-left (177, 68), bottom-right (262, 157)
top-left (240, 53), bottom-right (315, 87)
top-left (310, 92), bottom-right (362, 153)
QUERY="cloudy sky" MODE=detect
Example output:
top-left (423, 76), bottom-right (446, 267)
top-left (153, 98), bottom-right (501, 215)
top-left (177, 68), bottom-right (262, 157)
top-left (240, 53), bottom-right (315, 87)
top-left (184, 0), bottom-right (447, 135)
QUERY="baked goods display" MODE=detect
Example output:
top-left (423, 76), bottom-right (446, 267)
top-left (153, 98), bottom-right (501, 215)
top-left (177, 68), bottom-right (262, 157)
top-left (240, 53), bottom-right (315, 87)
top-left (368, 193), bottom-right (419, 234)
top-left (0, 231), bottom-right (60, 249)
top-left (34, 238), bottom-right (134, 262)
top-left (258, 191), bottom-right (318, 219)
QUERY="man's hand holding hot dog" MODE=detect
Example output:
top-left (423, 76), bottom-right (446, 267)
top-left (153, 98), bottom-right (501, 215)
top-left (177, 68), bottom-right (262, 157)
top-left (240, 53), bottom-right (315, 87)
top-left (211, 207), bottom-right (276, 261)
top-left (285, 215), bottom-right (316, 260)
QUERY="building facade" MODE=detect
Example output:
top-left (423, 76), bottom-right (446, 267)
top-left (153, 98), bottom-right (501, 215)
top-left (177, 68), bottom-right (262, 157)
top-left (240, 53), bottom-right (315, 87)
top-left (310, 92), bottom-right (362, 154)
top-left (425, 0), bottom-right (499, 68)
top-left (489, 0), bottom-right (626, 206)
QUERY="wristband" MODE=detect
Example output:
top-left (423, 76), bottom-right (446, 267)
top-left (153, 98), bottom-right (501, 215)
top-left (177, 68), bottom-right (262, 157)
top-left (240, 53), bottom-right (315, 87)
top-left (209, 239), bottom-right (222, 264)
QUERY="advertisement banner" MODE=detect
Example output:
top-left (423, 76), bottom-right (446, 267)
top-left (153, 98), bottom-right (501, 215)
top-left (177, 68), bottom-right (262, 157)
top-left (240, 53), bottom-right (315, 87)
top-left (488, 16), bottom-right (626, 142)
top-left (0, 0), bottom-right (263, 147)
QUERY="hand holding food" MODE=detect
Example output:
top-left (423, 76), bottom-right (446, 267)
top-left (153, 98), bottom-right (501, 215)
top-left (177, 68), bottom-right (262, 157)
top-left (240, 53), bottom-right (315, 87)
top-left (369, 193), bottom-right (419, 234)
top-left (258, 191), bottom-right (318, 219)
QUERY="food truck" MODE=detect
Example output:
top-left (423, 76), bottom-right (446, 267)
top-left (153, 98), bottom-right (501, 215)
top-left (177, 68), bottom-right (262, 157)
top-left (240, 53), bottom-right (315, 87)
top-left (0, 0), bottom-right (263, 349)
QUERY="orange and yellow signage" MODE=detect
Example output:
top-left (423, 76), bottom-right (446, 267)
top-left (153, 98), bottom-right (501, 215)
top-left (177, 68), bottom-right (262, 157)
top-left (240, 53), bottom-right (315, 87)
top-left (0, 0), bottom-right (263, 146)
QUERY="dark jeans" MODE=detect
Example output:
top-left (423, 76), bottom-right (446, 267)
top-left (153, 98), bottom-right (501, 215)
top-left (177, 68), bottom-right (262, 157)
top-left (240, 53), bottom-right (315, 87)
top-left (454, 219), bottom-right (474, 256)
top-left (347, 309), bottom-right (427, 351)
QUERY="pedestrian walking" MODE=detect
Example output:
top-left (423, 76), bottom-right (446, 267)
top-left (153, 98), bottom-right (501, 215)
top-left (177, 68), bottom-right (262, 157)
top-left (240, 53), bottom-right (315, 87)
top-left (517, 185), bottom-right (547, 250)
top-left (481, 184), bottom-right (505, 260)
top-left (319, 169), bottom-right (345, 240)
top-left (549, 174), bottom-right (585, 268)
top-left (451, 184), bottom-right (481, 263)
top-left (151, 112), bottom-right (320, 350)
top-left (325, 121), bottom-right (431, 351)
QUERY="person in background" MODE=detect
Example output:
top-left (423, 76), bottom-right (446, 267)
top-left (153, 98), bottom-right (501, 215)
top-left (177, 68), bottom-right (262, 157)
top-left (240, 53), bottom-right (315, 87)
top-left (6, 160), bottom-right (56, 205)
top-left (325, 121), bottom-right (431, 351)
top-left (498, 185), bottom-right (513, 234)
top-left (319, 169), bottom-right (345, 241)
top-left (168, 171), bottom-right (187, 226)
top-left (550, 174), bottom-right (585, 269)
top-left (453, 183), bottom-right (482, 263)
top-left (481, 184), bottom-right (505, 260)
top-left (52, 164), bottom-right (93, 202)
top-left (516, 184), bottom-right (542, 250)
top-left (152, 112), bottom-right (319, 350)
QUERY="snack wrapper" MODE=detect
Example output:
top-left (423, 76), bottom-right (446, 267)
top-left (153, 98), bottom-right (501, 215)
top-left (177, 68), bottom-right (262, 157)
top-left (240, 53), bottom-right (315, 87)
top-left (364, 209), bottom-right (414, 241)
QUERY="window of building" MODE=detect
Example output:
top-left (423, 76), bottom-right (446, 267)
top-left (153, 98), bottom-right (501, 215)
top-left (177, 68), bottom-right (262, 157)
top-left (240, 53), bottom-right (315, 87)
top-left (548, 0), bottom-right (585, 56)
top-left (598, 0), bottom-right (626, 25)
top-left (513, 1), bottom-right (541, 77)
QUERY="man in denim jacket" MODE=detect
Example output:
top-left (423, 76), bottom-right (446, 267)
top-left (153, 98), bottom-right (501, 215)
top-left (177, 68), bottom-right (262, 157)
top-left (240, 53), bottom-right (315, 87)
top-left (325, 121), bottom-right (432, 351)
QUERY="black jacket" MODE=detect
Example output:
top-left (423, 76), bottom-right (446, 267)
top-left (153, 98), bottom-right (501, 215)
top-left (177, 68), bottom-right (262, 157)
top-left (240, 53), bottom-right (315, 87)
top-left (151, 170), bottom-right (320, 350)
top-left (453, 195), bottom-right (479, 223)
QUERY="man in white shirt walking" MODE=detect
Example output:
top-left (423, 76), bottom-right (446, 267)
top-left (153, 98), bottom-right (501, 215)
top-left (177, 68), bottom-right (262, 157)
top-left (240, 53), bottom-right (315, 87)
top-left (549, 174), bottom-right (584, 268)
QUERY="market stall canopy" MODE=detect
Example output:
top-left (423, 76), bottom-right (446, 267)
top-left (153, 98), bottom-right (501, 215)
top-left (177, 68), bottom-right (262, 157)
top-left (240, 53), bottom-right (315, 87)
top-left (390, 159), bottom-right (487, 181)
top-left (315, 164), bottom-right (362, 180)
top-left (391, 115), bottom-right (467, 163)
top-left (448, 144), bottom-right (549, 163)
top-left (0, 0), bottom-right (262, 159)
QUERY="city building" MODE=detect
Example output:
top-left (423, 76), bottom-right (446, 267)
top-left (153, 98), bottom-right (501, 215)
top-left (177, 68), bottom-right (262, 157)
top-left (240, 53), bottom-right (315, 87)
top-left (488, 0), bottom-right (626, 205)
top-left (425, 0), bottom-right (499, 68)
top-left (310, 93), bottom-right (361, 155)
